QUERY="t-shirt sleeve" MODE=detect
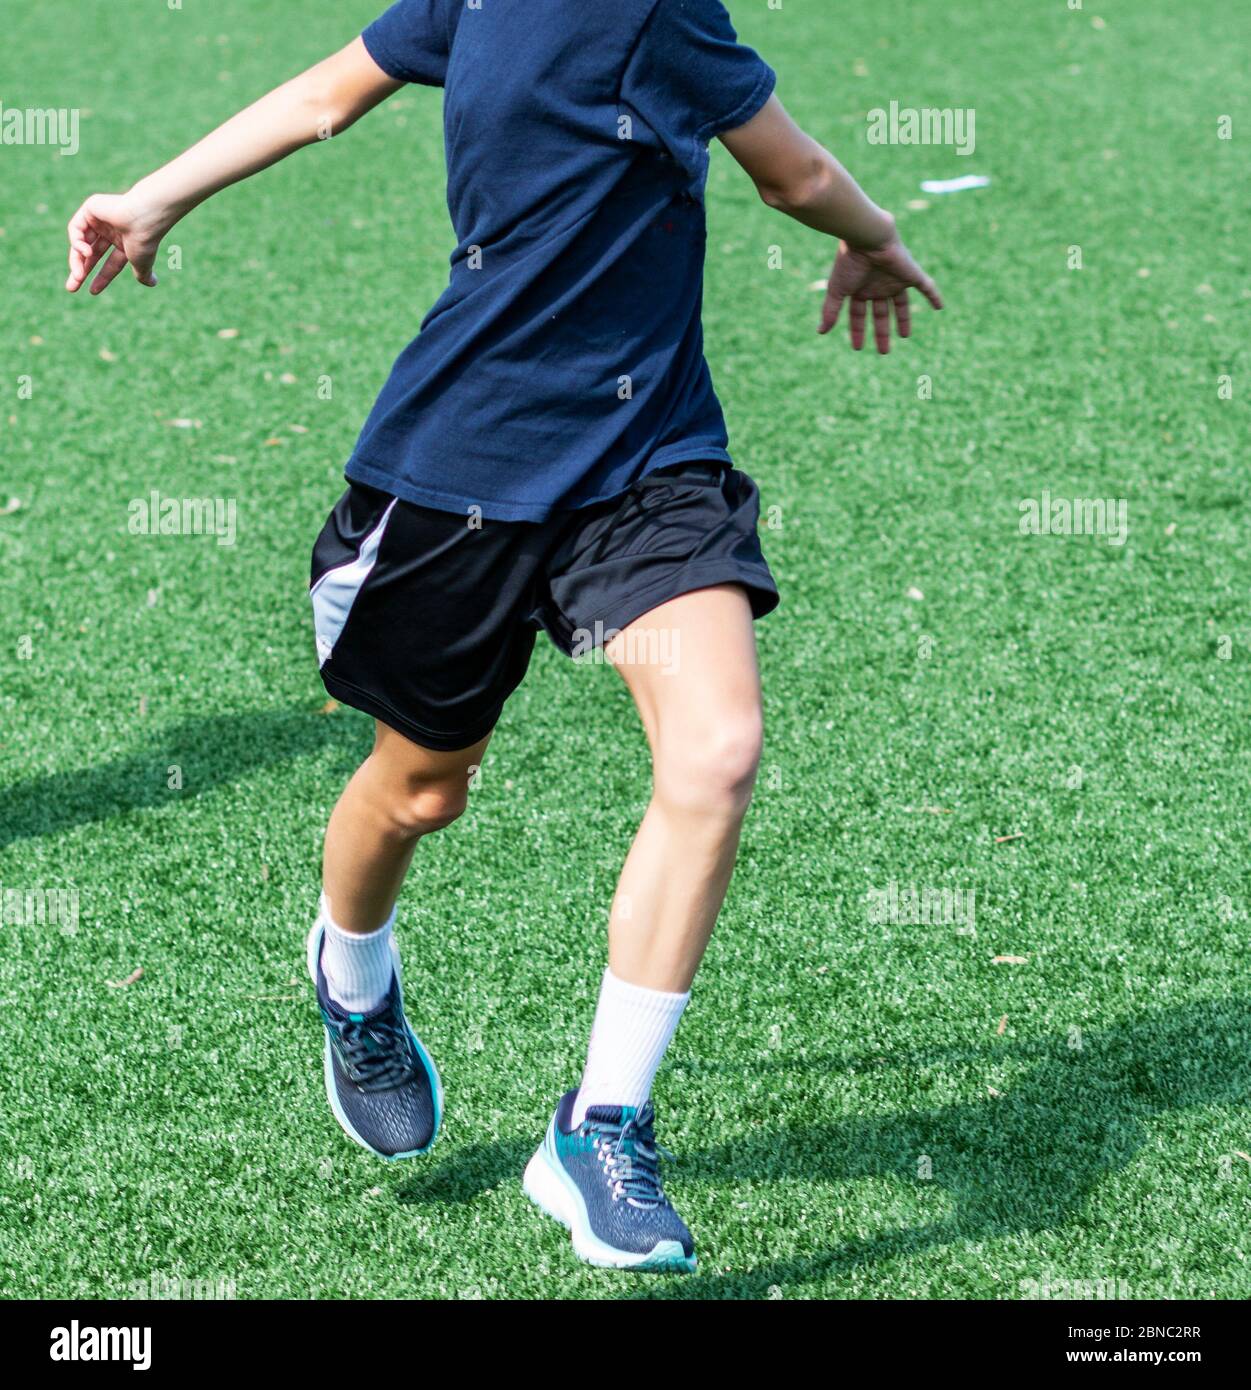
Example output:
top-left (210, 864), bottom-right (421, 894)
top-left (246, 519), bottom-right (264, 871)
top-left (622, 0), bottom-right (776, 159)
top-left (361, 0), bottom-right (455, 87)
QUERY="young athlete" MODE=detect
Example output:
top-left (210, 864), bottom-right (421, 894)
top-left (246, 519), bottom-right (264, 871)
top-left (67, 1), bottom-right (940, 1273)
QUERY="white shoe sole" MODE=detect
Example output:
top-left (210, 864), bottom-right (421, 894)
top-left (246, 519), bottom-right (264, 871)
top-left (306, 918), bottom-right (443, 1160)
top-left (523, 1137), bottom-right (696, 1273)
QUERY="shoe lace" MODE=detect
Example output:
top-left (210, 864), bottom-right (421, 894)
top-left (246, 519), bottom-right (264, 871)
top-left (588, 1111), bottom-right (673, 1208)
top-left (337, 1015), bottom-right (416, 1091)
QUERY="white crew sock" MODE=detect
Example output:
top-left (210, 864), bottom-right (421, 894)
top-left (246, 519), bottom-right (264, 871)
top-left (317, 895), bottom-right (396, 1015)
top-left (571, 968), bottom-right (690, 1126)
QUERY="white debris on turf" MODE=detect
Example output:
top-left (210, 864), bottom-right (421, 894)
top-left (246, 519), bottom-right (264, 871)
top-left (920, 174), bottom-right (991, 194)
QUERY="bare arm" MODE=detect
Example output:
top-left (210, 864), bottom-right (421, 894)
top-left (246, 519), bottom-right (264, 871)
top-left (720, 95), bottom-right (894, 248)
top-left (720, 95), bottom-right (942, 353)
top-left (67, 37), bottom-right (401, 295)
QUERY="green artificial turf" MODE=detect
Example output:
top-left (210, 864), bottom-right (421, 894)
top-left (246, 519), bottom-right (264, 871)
top-left (1, 0), bottom-right (1248, 1300)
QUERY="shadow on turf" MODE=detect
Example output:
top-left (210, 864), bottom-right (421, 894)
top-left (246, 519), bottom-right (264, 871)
top-left (387, 1001), bottom-right (1249, 1297)
top-left (0, 709), bottom-right (362, 847)
top-left (623, 997), bottom-right (1251, 1298)
top-left (395, 1137), bottom-right (535, 1207)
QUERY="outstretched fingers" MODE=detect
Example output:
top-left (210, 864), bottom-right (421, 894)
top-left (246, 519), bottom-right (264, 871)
top-left (819, 284), bottom-right (844, 335)
top-left (815, 245), bottom-right (943, 349)
top-left (66, 213), bottom-right (105, 292)
top-left (131, 255), bottom-right (158, 288)
top-left (871, 298), bottom-right (891, 354)
top-left (88, 244), bottom-right (130, 295)
top-left (67, 238), bottom-right (111, 292)
top-left (66, 204), bottom-right (97, 260)
top-left (916, 272), bottom-right (943, 312)
top-left (848, 296), bottom-right (867, 351)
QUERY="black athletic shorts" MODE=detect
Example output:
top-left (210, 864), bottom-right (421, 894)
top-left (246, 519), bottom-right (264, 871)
top-left (309, 460), bottom-right (779, 751)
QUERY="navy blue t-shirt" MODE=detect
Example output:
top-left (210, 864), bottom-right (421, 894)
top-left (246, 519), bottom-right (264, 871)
top-left (349, 0), bottom-right (775, 521)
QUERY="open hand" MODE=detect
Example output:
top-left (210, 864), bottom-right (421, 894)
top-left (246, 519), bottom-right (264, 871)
top-left (66, 192), bottom-right (168, 294)
top-left (820, 231), bottom-right (943, 353)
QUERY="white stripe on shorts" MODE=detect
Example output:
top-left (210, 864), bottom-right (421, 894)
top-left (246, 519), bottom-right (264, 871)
top-left (310, 498), bottom-right (397, 669)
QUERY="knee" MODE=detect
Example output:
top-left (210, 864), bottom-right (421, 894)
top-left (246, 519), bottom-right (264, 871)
top-left (383, 775), bottom-right (469, 839)
top-left (654, 710), bottom-right (763, 821)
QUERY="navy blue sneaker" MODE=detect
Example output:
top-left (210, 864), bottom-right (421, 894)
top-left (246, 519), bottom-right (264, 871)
top-left (523, 1089), bottom-right (696, 1272)
top-left (306, 920), bottom-right (442, 1160)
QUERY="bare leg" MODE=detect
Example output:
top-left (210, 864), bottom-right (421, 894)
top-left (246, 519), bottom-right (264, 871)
top-left (322, 721), bottom-right (489, 934)
top-left (526, 585), bottom-right (762, 1263)
top-left (607, 584), bottom-right (763, 991)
